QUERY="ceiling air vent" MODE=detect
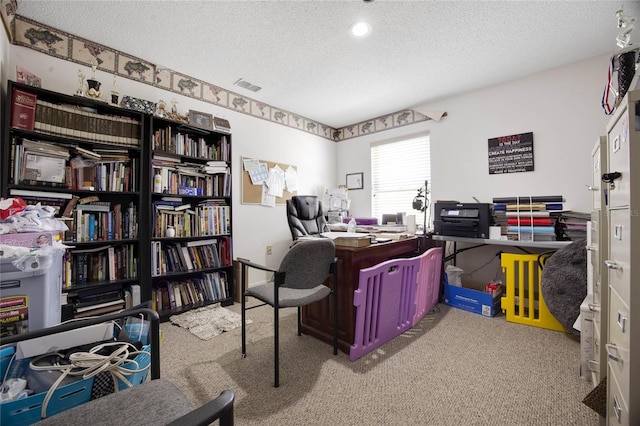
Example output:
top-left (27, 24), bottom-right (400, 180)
top-left (233, 78), bottom-right (262, 92)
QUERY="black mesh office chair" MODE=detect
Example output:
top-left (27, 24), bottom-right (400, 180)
top-left (286, 195), bottom-right (328, 240)
top-left (239, 238), bottom-right (338, 387)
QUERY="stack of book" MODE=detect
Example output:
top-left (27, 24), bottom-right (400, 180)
top-left (557, 211), bottom-right (590, 241)
top-left (150, 237), bottom-right (231, 277)
top-left (153, 271), bottom-right (229, 311)
top-left (72, 290), bottom-right (126, 318)
top-left (493, 195), bottom-right (565, 241)
top-left (65, 243), bottom-right (137, 287)
top-left (69, 197), bottom-right (137, 242)
top-left (153, 128), bottom-right (211, 157)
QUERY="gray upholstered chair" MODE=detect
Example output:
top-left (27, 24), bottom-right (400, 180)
top-left (36, 381), bottom-right (235, 426)
top-left (286, 195), bottom-right (328, 240)
top-left (238, 238), bottom-right (338, 387)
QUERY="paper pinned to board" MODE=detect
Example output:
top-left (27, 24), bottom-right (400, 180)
top-left (244, 159), bottom-right (269, 185)
top-left (284, 165), bottom-right (298, 192)
top-left (261, 184), bottom-right (276, 207)
top-left (265, 165), bottom-right (284, 197)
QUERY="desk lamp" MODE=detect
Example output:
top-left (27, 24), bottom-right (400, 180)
top-left (412, 180), bottom-right (429, 236)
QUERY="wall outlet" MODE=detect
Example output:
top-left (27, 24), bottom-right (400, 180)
top-left (266, 245), bottom-right (273, 255)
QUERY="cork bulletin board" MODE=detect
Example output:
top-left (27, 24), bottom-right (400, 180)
top-left (241, 156), bottom-right (297, 205)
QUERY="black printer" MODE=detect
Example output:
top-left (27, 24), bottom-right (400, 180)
top-left (433, 203), bottom-right (492, 239)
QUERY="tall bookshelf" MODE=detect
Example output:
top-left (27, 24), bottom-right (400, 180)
top-left (2, 81), bottom-right (148, 318)
top-left (148, 115), bottom-right (233, 319)
top-left (2, 81), bottom-right (234, 322)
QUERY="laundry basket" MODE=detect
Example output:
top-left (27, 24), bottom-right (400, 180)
top-left (500, 253), bottom-right (566, 332)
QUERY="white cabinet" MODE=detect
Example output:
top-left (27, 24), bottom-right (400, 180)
top-left (603, 90), bottom-right (639, 426)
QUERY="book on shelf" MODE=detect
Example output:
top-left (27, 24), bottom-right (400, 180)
top-left (74, 300), bottom-right (126, 318)
top-left (28, 98), bottom-right (141, 147)
top-left (78, 195), bottom-right (100, 204)
top-left (161, 196), bottom-right (183, 203)
top-left (11, 88), bottom-right (37, 131)
top-left (71, 145), bottom-right (102, 160)
top-left (128, 284), bottom-right (141, 306)
top-left (75, 298), bottom-right (125, 313)
top-left (71, 289), bottom-right (122, 307)
top-left (9, 188), bottom-right (73, 199)
top-left (174, 204), bottom-right (191, 211)
top-left (60, 195), bottom-right (80, 218)
top-left (76, 203), bottom-right (111, 212)
top-left (107, 246), bottom-right (116, 280)
top-left (185, 238), bottom-right (219, 247)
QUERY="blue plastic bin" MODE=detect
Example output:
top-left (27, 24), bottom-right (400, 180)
top-left (0, 344), bottom-right (151, 426)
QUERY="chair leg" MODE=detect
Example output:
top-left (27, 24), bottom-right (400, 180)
top-left (274, 307), bottom-right (279, 387)
top-left (241, 290), bottom-right (247, 358)
top-left (333, 281), bottom-right (338, 356)
top-left (297, 307), bottom-right (302, 336)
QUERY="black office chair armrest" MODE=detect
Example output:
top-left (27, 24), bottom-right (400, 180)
top-left (165, 389), bottom-right (235, 426)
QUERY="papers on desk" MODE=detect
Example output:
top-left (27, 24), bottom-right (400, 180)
top-left (321, 232), bottom-right (372, 247)
top-left (326, 223), bottom-right (348, 232)
top-left (373, 224), bottom-right (408, 233)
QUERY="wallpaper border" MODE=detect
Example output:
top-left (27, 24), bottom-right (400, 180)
top-left (10, 14), bottom-right (432, 142)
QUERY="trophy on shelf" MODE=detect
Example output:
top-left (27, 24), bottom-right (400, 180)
top-left (75, 69), bottom-right (85, 96)
top-left (85, 60), bottom-right (102, 100)
top-left (110, 75), bottom-right (119, 105)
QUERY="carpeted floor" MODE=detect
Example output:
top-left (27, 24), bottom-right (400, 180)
top-left (159, 302), bottom-right (599, 425)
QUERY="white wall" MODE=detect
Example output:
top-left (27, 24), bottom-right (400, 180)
top-left (336, 54), bottom-right (611, 285)
top-left (7, 45), bottom-right (338, 282)
top-left (1, 24), bottom-right (9, 125)
top-left (338, 54), bottom-right (611, 216)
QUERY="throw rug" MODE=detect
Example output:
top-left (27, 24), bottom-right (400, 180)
top-left (169, 304), bottom-right (251, 340)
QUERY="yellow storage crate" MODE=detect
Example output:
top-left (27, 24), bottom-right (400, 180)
top-left (500, 253), bottom-right (567, 332)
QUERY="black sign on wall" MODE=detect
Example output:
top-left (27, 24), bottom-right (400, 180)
top-left (488, 132), bottom-right (534, 174)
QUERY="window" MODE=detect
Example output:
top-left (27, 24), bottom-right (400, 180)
top-left (371, 134), bottom-right (430, 224)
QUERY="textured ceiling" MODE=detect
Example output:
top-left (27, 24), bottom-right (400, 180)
top-left (14, 0), bottom-right (640, 129)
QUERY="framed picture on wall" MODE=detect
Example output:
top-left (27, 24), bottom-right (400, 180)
top-left (346, 172), bottom-right (363, 190)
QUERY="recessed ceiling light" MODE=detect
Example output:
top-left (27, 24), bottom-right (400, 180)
top-left (351, 21), bottom-right (372, 38)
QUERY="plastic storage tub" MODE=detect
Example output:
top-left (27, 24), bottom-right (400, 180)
top-left (0, 251), bottom-right (64, 337)
top-left (0, 343), bottom-right (151, 425)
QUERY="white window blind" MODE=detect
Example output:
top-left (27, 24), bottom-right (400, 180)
top-left (371, 135), bottom-right (430, 222)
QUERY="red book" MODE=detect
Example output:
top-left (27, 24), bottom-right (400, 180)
top-left (507, 218), bottom-right (553, 226)
top-left (11, 89), bottom-right (37, 131)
